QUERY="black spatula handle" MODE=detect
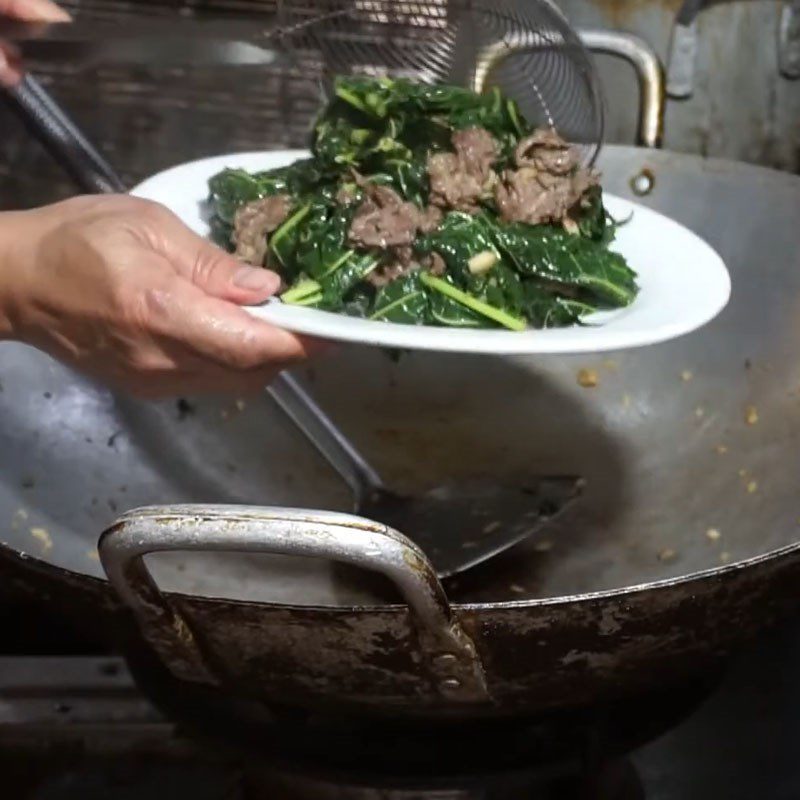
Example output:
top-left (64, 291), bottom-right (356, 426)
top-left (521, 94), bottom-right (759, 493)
top-left (3, 74), bottom-right (125, 193)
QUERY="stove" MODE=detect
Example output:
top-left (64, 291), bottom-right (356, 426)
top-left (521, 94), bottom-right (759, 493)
top-left (2, 608), bottom-right (800, 800)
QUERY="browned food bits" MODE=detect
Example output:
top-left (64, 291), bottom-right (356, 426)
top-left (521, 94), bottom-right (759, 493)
top-left (577, 368), bottom-right (599, 388)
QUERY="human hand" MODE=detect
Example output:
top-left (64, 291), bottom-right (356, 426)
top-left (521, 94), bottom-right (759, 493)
top-left (0, 0), bottom-right (71, 88)
top-left (0, 195), bottom-right (326, 398)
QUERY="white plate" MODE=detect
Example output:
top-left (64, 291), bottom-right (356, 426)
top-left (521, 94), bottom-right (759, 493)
top-left (131, 150), bottom-right (731, 355)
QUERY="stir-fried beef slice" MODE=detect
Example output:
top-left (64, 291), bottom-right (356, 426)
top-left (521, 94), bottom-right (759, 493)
top-left (425, 251), bottom-right (447, 276)
top-left (453, 127), bottom-right (498, 178)
top-left (428, 152), bottom-right (471, 210)
top-left (495, 127), bottom-right (598, 226)
top-left (428, 127), bottom-right (499, 212)
top-left (418, 204), bottom-right (443, 233)
top-left (233, 195), bottom-right (292, 266)
top-left (348, 180), bottom-right (421, 248)
top-left (349, 175), bottom-right (443, 250)
top-left (514, 128), bottom-right (578, 174)
top-left (366, 246), bottom-right (419, 288)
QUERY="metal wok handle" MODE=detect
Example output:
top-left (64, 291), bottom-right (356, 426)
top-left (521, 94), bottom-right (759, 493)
top-left (475, 29), bottom-right (664, 148)
top-left (578, 30), bottom-right (664, 149)
top-left (98, 504), bottom-right (489, 702)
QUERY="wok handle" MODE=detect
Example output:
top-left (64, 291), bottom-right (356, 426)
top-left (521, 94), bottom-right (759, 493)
top-left (98, 504), bottom-right (490, 702)
top-left (578, 30), bottom-right (665, 149)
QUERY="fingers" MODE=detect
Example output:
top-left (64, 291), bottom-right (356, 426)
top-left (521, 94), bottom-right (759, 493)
top-left (0, 43), bottom-right (21, 88)
top-left (135, 206), bottom-right (337, 373)
top-left (149, 274), bottom-right (312, 371)
top-left (139, 203), bottom-right (282, 305)
top-left (190, 245), bottom-right (281, 305)
top-left (0, 0), bottom-right (71, 21)
top-left (0, 1), bottom-right (70, 86)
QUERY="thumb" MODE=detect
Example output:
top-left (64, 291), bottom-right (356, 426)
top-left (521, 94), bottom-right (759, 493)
top-left (148, 204), bottom-right (282, 304)
top-left (189, 240), bottom-right (282, 304)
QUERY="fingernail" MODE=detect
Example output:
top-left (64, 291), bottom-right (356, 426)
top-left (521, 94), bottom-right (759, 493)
top-left (233, 267), bottom-right (280, 294)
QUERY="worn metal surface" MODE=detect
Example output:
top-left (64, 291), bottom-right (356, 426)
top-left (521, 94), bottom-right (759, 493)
top-left (0, 18), bottom-right (287, 67)
top-left (779, 0), bottom-right (800, 79)
top-left (1, 146), bottom-right (800, 718)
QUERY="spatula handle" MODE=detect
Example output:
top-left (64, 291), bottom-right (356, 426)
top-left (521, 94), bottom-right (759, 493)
top-left (268, 372), bottom-right (383, 501)
top-left (4, 74), bottom-right (125, 193)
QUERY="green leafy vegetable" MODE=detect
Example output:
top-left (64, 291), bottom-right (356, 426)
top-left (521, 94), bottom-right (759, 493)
top-left (420, 273), bottom-right (526, 331)
top-left (371, 273), bottom-right (429, 324)
top-left (206, 75), bottom-right (639, 331)
top-left (493, 223), bottom-right (638, 307)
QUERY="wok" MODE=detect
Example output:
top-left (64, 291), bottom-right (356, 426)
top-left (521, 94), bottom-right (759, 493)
top-left (2, 37), bottom-right (800, 724)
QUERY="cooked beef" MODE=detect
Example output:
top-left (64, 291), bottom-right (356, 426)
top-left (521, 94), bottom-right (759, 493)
top-left (366, 246), bottom-right (417, 288)
top-left (426, 251), bottom-right (447, 276)
top-left (495, 167), bottom-right (597, 226)
top-left (367, 245), bottom-right (449, 289)
top-left (394, 245), bottom-right (415, 266)
top-left (495, 127), bottom-right (598, 226)
top-left (349, 174), bottom-right (444, 251)
top-left (233, 195), bottom-right (292, 266)
top-left (367, 262), bottom-right (412, 288)
top-left (453, 127), bottom-right (498, 178)
top-left (349, 181), bottom-right (422, 249)
top-left (514, 129), bottom-right (577, 175)
top-left (428, 127), bottom-right (498, 212)
top-left (418, 204), bottom-right (443, 233)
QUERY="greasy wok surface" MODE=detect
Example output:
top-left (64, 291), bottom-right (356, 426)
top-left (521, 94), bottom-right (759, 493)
top-left (1, 146), bottom-right (798, 608)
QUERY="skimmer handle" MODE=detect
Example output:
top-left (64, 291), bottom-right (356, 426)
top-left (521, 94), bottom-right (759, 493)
top-left (475, 29), bottom-right (664, 148)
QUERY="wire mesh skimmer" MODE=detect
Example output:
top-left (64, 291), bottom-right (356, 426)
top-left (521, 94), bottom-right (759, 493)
top-left (274, 0), bottom-right (605, 164)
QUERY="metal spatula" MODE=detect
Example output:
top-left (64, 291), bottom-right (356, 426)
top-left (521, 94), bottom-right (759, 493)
top-left (270, 373), bottom-right (581, 578)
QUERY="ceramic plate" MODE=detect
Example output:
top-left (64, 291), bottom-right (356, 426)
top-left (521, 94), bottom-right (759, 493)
top-left (131, 150), bottom-right (731, 355)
